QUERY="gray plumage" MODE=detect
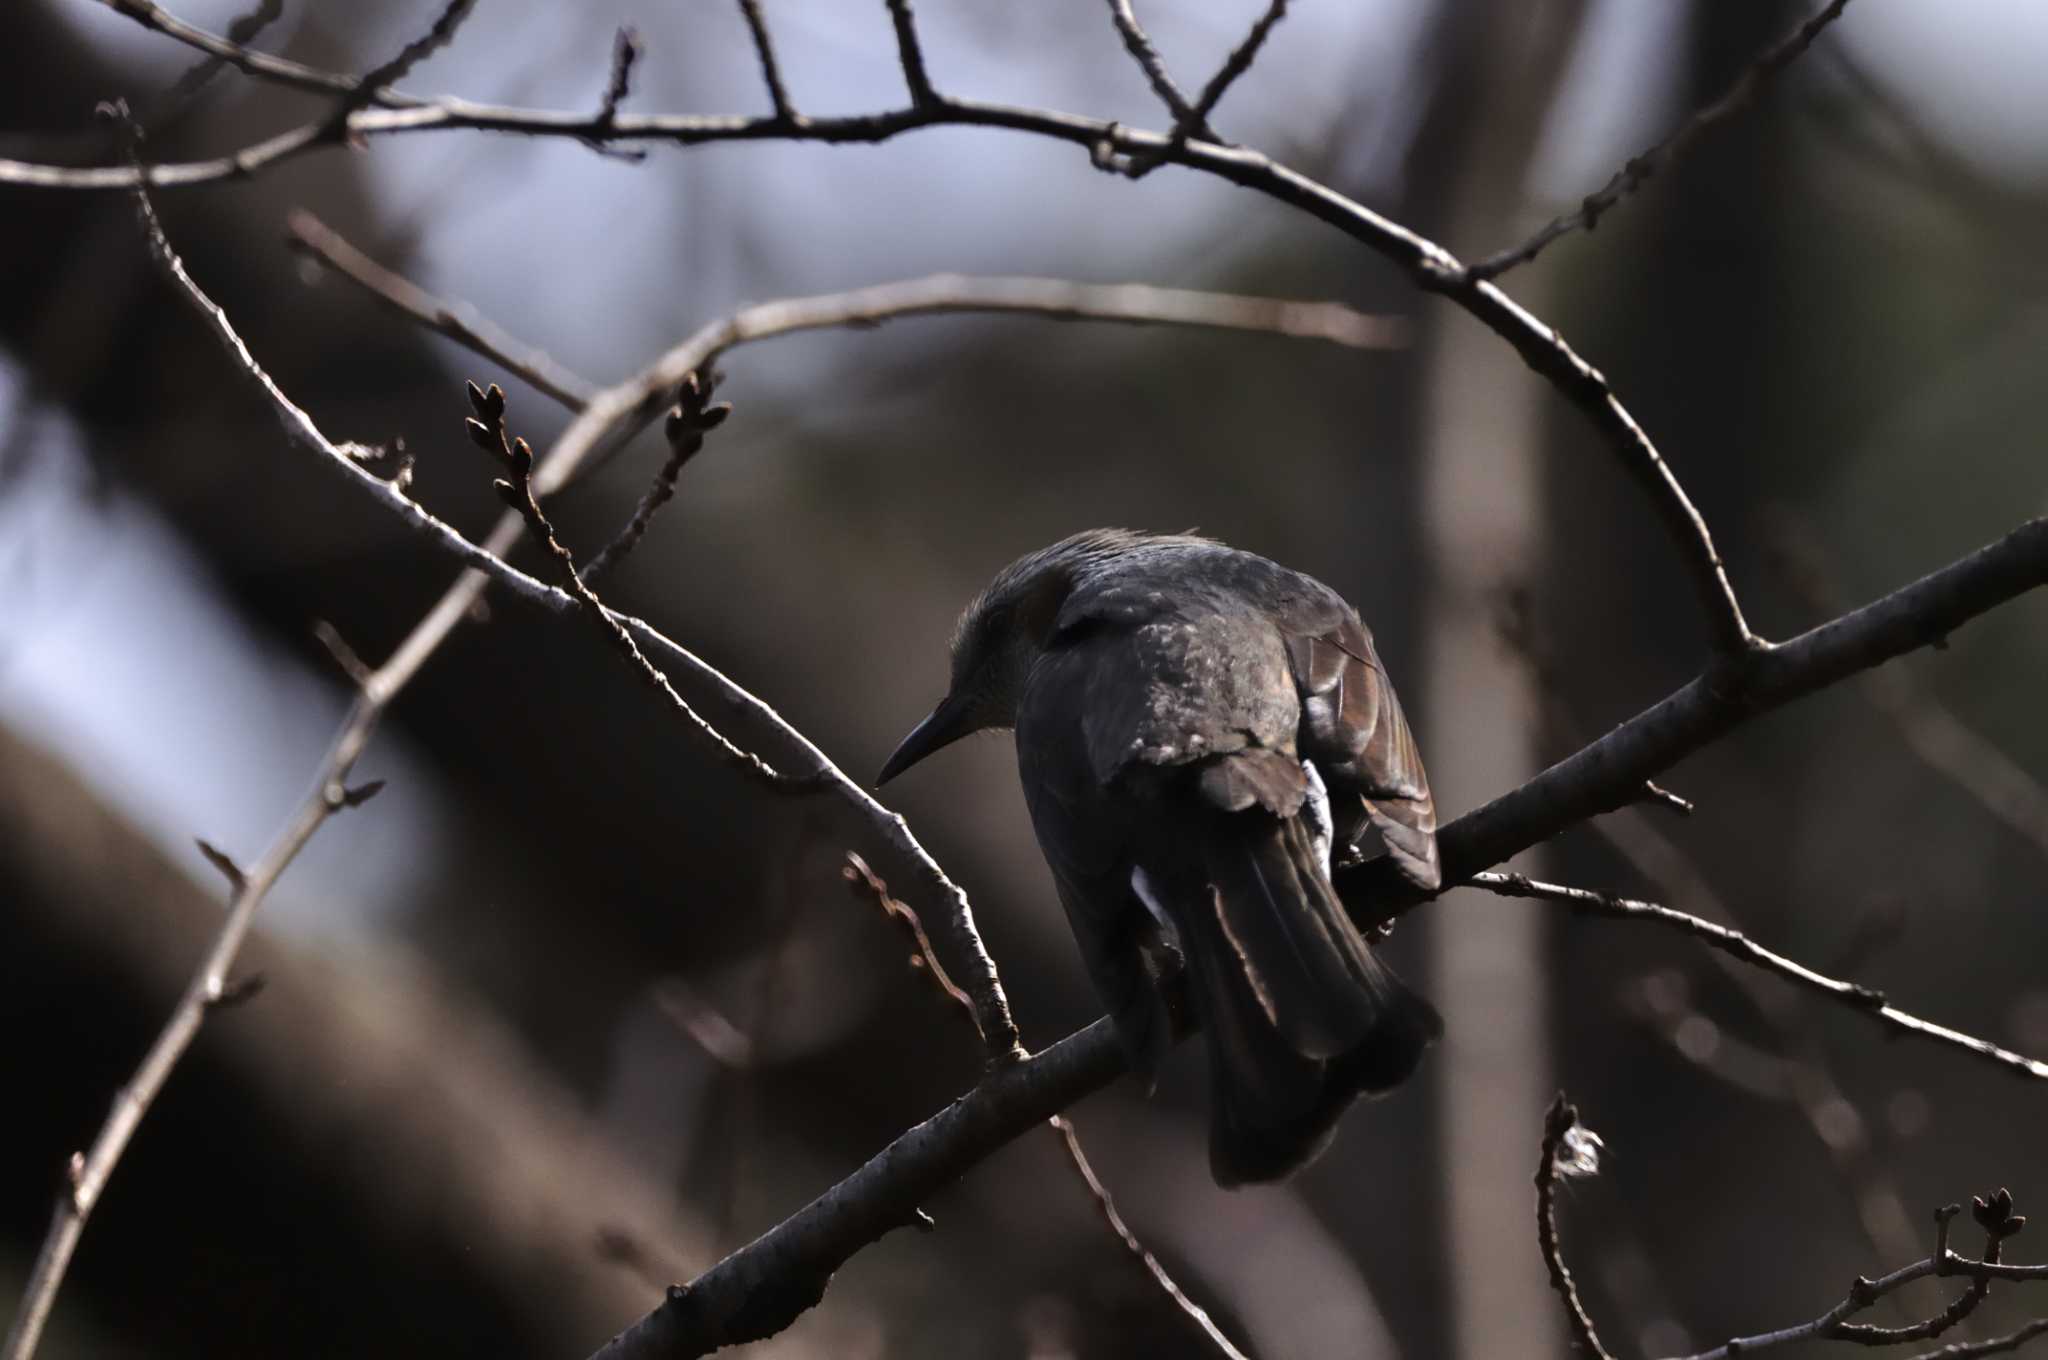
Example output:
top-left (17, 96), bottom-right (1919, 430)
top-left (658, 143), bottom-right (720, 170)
top-left (879, 528), bottom-right (1441, 1186)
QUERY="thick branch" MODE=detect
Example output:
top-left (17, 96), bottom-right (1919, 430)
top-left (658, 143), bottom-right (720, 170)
top-left (1340, 516), bottom-right (2048, 924)
top-left (588, 1020), bottom-right (1127, 1358)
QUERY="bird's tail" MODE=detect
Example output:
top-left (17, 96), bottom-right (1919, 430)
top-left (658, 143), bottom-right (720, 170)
top-left (1175, 811), bottom-right (1441, 1187)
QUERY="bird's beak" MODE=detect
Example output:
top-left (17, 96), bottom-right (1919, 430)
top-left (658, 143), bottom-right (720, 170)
top-left (877, 691), bottom-right (975, 785)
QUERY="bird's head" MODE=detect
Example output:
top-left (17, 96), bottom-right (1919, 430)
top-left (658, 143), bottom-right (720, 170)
top-left (877, 529), bottom-right (1150, 784)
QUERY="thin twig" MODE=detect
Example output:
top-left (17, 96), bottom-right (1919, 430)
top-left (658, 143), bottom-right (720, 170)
top-left (1471, 871), bottom-right (2048, 1083)
top-left (285, 210), bottom-right (598, 409)
top-left (1534, 1095), bottom-right (1617, 1360)
top-left (1116, 0), bottom-right (1289, 178)
top-left (467, 382), bottom-right (811, 789)
top-left (583, 27), bottom-right (647, 163)
top-left (883, 0), bottom-right (936, 108)
top-left (333, 0), bottom-right (478, 123)
top-left (845, 852), bottom-right (1239, 1357)
top-left (735, 0), bottom-right (797, 122)
top-left (1666, 1190), bottom-right (2036, 1360)
top-left (598, 27), bottom-right (641, 123)
top-left (152, 0), bottom-right (285, 120)
top-left (1900, 1316), bottom-right (2048, 1358)
top-left (1500, 585), bottom-right (1927, 1273)
top-left (1105, 0), bottom-right (1215, 141)
top-left (1639, 780), bottom-right (1694, 815)
top-left (1181, 0), bottom-right (1288, 137)
top-left (1469, 0), bottom-right (1861, 280)
top-left (581, 372), bottom-right (727, 582)
top-left (1050, 1115), bottom-right (1254, 1360)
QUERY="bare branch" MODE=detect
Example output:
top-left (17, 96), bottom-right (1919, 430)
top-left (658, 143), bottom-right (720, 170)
top-left (192, 837), bottom-right (246, 892)
top-left (846, 850), bottom-right (1231, 1354)
top-left (1105, 0), bottom-right (1216, 141)
top-left (310, 618), bottom-right (373, 688)
top-left (1534, 1095), bottom-right (1617, 1360)
top-left (581, 372), bottom-right (727, 581)
top-left (598, 26), bottom-right (641, 124)
top-left (883, 0), bottom-right (937, 108)
top-left (1470, 0), bottom-right (1861, 281)
top-left (1899, 1317), bottom-right (2048, 1358)
top-left (578, 512), bottom-right (2048, 1356)
top-left (1180, 0), bottom-right (1287, 142)
top-left (1344, 515), bottom-right (2048, 925)
top-left (1639, 780), bottom-right (1694, 815)
top-left (1, 14), bottom-right (1748, 648)
top-left (1667, 1190), bottom-right (2039, 1360)
top-left (97, 0), bottom-right (383, 102)
top-left (588, 1019), bottom-right (1125, 1359)
top-left (581, 27), bottom-right (648, 163)
top-left (1471, 871), bottom-right (2048, 1083)
top-left (1049, 1115), bottom-right (1253, 1360)
top-left (1498, 583), bottom-right (1927, 1267)
top-left (75, 209), bottom-right (1170, 1299)
top-left (286, 210), bottom-right (598, 410)
top-left (152, 0), bottom-right (284, 118)
top-left (843, 851), bottom-right (983, 1046)
top-left (0, 143), bottom-right (460, 1360)
top-left (334, 0), bottom-right (478, 123)
top-left (468, 381), bottom-right (814, 790)
top-left (1766, 510), bottom-right (2048, 865)
top-left (735, 0), bottom-right (797, 122)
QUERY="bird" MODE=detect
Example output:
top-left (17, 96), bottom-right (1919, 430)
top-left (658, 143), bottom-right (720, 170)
top-left (877, 528), bottom-right (1442, 1186)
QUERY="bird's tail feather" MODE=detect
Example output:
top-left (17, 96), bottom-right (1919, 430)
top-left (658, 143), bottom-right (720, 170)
top-left (1174, 813), bottom-right (1441, 1186)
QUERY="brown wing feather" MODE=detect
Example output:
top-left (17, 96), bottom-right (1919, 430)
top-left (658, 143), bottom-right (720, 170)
top-left (1286, 615), bottom-right (1440, 891)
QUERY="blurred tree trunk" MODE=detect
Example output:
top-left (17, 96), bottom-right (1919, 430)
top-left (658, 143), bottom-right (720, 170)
top-left (0, 720), bottom-right (751, 1359)
top-left (1404, 5), bottom-right (1588, 1359)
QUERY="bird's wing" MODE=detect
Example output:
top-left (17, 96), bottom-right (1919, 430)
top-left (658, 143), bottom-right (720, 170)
top-left (1056, 602), bottom-right (1301, 785)
top-left (1282, 610), bottom-right (1440, 891)
top-left (1016, 638), bottom-right (1177, 1085)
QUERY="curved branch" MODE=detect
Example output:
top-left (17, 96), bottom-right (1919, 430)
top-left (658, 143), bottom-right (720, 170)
top-left (7, 5), bottom-right (1751, 650)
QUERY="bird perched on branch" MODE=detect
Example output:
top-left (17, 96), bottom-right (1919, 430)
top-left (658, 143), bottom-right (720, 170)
top-left (879, 529), bottom-right (1441, 1185)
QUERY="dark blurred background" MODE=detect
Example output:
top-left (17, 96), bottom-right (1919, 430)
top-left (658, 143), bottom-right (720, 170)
top-left (3, 1), bottom-right (2046, 1356)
